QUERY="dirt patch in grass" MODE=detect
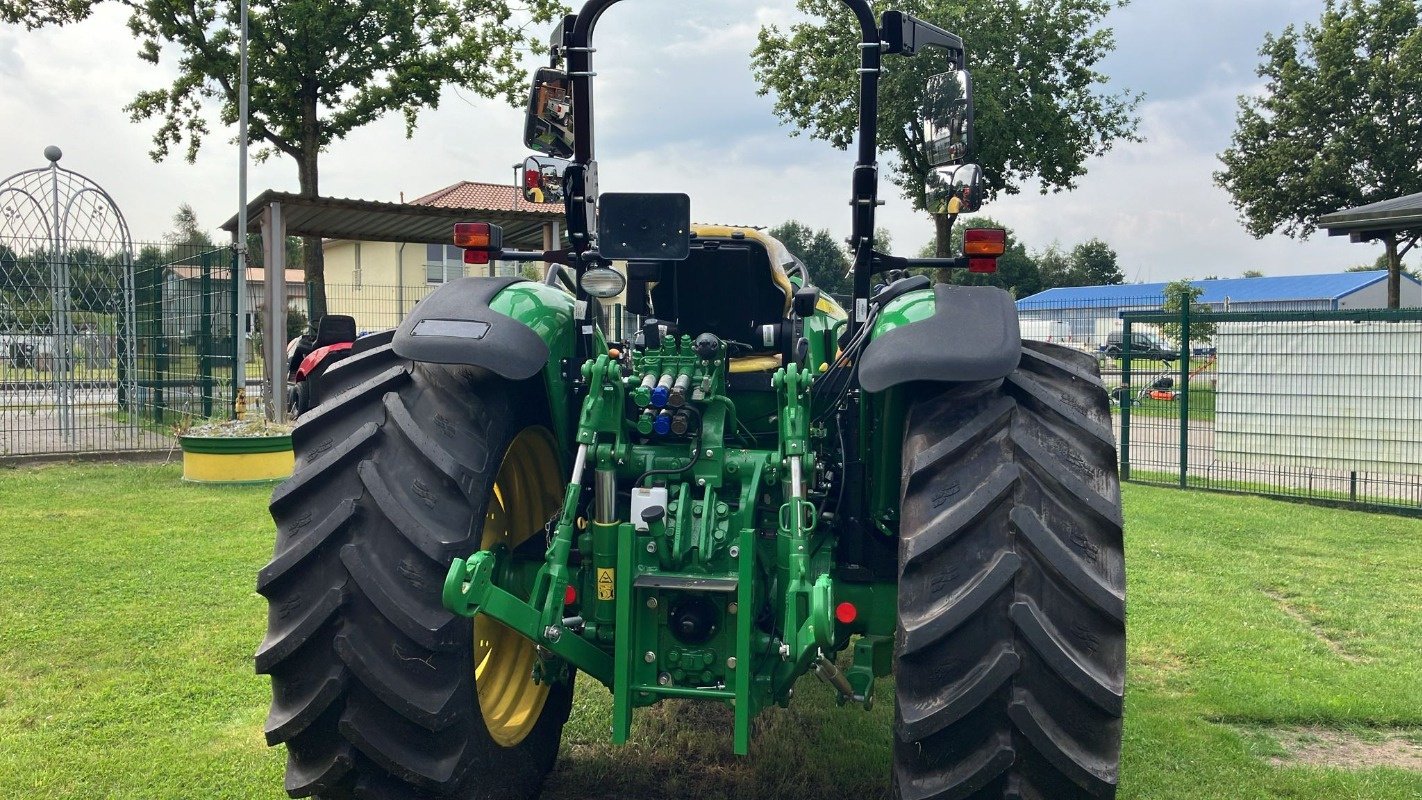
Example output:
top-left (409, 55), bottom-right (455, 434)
top-left (1261, 587), bottom-right (1367, 663)
top-left (1265, 727), bottom-right (1422, 771)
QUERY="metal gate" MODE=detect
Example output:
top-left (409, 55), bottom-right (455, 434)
top-left (0, 147), bottom-right (142, 456)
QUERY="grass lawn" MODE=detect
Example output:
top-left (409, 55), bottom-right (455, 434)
top-left (0, 464), bottom-right (1419, 799)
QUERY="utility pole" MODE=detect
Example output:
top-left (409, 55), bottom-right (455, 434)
top-left (234, 0), bottom-right (250, 417)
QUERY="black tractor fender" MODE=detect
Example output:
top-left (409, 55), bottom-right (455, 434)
top-left (392, 276), bottom-right (551, 380)
top-left (858, 283), bottom-right (1022, 393)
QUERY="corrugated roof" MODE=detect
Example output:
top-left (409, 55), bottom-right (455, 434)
top-left (1016, 271), bottom-right (1422, 308)
top-left (410, 181), bottom-right (562, 215)
top-left (219, 189), bottom-right (559, 248)
top-left (1320, 191), bottom-right (1422, 235)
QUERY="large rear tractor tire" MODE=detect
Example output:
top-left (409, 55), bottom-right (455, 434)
top-left (894, 340), bottom-right (1126, 800)
top-left (257, 343), bottom-right (572, 799)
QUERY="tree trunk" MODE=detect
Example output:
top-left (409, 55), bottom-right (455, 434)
top-left (297, 92), bottom-right (327, 322)
top-left (1385, 233), bottom-right (1400, 310)
top-left (932, 212), bottom-right (953, 284)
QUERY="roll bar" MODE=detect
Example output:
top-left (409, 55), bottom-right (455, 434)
top-left (555, 0), bottom-right (965, 342)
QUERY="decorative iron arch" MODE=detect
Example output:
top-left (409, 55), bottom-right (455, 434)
top-left (0, 146), bottom-right (136, 441)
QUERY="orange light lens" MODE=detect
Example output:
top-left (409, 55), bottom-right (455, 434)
top-left (963, 228), bottom-right (1006, 257)
top-left (453, 222), bottom-right (490, 248)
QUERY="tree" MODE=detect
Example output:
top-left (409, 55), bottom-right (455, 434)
top-left (920, 215), bottom-right (1041, 297)
top-left (752, 0), bottom-right (1140, 255)
top-left (1032, 239), bottom-right (1124, 290)
top-left (1161, 280), bottom-right (1213, 346)
top-left (1068, 238), bottom-right (1124, 286)
top-left (768, 220), bottom-right (853, 296)
top-left (165, 203), bottom-right (215, 250)
top-left (1214, 0), bottom-right (1422, 308)
top-left (1242, 269), bottom-right (1265, 278)
top-left (4, 0), bottom-right (564, 318)
top-left (1347, 255), bottom-right (1418, 278)
top-left (1035, 244), bottom-right (1074, 291)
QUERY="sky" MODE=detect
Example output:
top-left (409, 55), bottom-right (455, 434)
top-left (0, 0), bottom-right (1397, 282)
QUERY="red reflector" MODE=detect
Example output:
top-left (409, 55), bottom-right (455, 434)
top-left (968, 257), bottom-right (998, 273)
top-left (463, 248), bottom-right (490, 265)
top-left (963, 227), bottom-right (1007, 257)
top-left (564, 585), bottom-right (577, 606)
top-left (835, 602), bottom-right (858, 624)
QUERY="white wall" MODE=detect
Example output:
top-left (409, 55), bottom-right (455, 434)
top-left (1215, 321), bottom-right (1422, 475)
top-left (1337, 276), bottom-right (1422, 309)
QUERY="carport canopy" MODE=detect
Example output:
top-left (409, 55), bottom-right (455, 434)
top-left (219, 189), bottom-right (563, 423)
top-left (218, 189), bottom-right (558, 246)
top-left (1320, 190), bottom-right (1422, 309)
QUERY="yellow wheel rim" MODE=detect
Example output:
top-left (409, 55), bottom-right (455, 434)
top-left (474, 426), bottom-right (563, 748)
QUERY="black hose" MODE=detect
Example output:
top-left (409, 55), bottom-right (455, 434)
top-left (633, 405), bottom-right (703, 486)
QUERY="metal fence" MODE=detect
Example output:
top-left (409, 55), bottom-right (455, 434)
top-left (1019, 294), bottom-right (1422, 514)
top-left (1, 239), bottom-right (247, 457)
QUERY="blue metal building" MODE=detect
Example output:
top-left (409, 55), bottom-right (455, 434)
top-left (1015, 270), bottom-right (1422, 339)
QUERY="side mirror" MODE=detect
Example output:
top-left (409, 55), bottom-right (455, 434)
top-left (524, 68), bottom-right (574, 159)
top-left (522, 155), bottom-right (570, 204)
top-left (925, 162), bottom-right (984, 214)
top-left (923, 69), bottom-right (973, 167)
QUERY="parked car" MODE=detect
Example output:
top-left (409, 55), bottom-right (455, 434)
top-left (1103, 330), bottom-right (1178, 362)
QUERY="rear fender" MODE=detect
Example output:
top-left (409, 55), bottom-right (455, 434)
top-left (858, 284), bottom-right (1021, 392)
top-left (858, 284), bottom-right (1022, 523)
top-left (393, 276), bottom-right (582, 449)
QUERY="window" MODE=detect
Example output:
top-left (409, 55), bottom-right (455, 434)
top-left (426, 244), bottom-right (464, 284)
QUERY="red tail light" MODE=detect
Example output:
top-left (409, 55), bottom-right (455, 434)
top-left (453, 222), bottom-right (503, 250)
top-left (963, 228), bottom-right (1006, 256)
top-left (463, 248), bottom-right (490, 265)
top-left (835, 602), bottom-right (858, 624)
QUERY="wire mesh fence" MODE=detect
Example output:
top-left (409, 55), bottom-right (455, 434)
top-left (14, 253), bottom-right (1422, 518)
top-left (1019, 292), bottom-right (1422, 513)
top-left (1, 239), bottom-right (255, 457)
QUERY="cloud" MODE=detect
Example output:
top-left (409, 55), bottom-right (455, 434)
top-left (0, 0), bottom-right (1380, 281)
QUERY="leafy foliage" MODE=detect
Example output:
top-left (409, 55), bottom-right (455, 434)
top-left (767, 220), bottom-right (852, 296)
top-left (1161, 279), bottom-right (1214, 345)
top-left (752, 0), bottom-right (1140, 253)
top-left (1215, 0), bottom-right (1422, 239)
top-left (3, 0), bottom-right (565, 316)
top-left (1068, 238), bottom-right (1124, 286)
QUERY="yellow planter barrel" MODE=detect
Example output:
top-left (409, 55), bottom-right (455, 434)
top-left (180, 434), bottom-right (294, 484)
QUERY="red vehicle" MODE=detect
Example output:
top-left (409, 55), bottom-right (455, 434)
top-left (285, 314), bottom-right (357, 416)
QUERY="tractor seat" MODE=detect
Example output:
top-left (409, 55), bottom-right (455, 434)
top-left (646, 226), bottom-right (793, 348)
top-left (313, 314), bottom-right (357, 348)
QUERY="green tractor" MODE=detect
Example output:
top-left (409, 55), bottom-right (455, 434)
top-left (257, 1), bottom-right (1125, 798)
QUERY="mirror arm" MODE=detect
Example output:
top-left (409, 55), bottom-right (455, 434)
top-left (880, 10), bottom-right (965, 64)
top-left (870, 251), bottom-right (967, 275)
top-left (493, 248), bottom-right (574, 264)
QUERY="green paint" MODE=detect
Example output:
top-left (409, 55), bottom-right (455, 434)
top-left (442, 250), bottom-right (905, 753)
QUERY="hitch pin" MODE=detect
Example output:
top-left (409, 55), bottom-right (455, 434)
top-left (813, 653), bottom-right (855, 701)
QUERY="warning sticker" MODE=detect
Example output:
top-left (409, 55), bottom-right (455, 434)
top-left (596, 568), bottom-right (615, 601)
